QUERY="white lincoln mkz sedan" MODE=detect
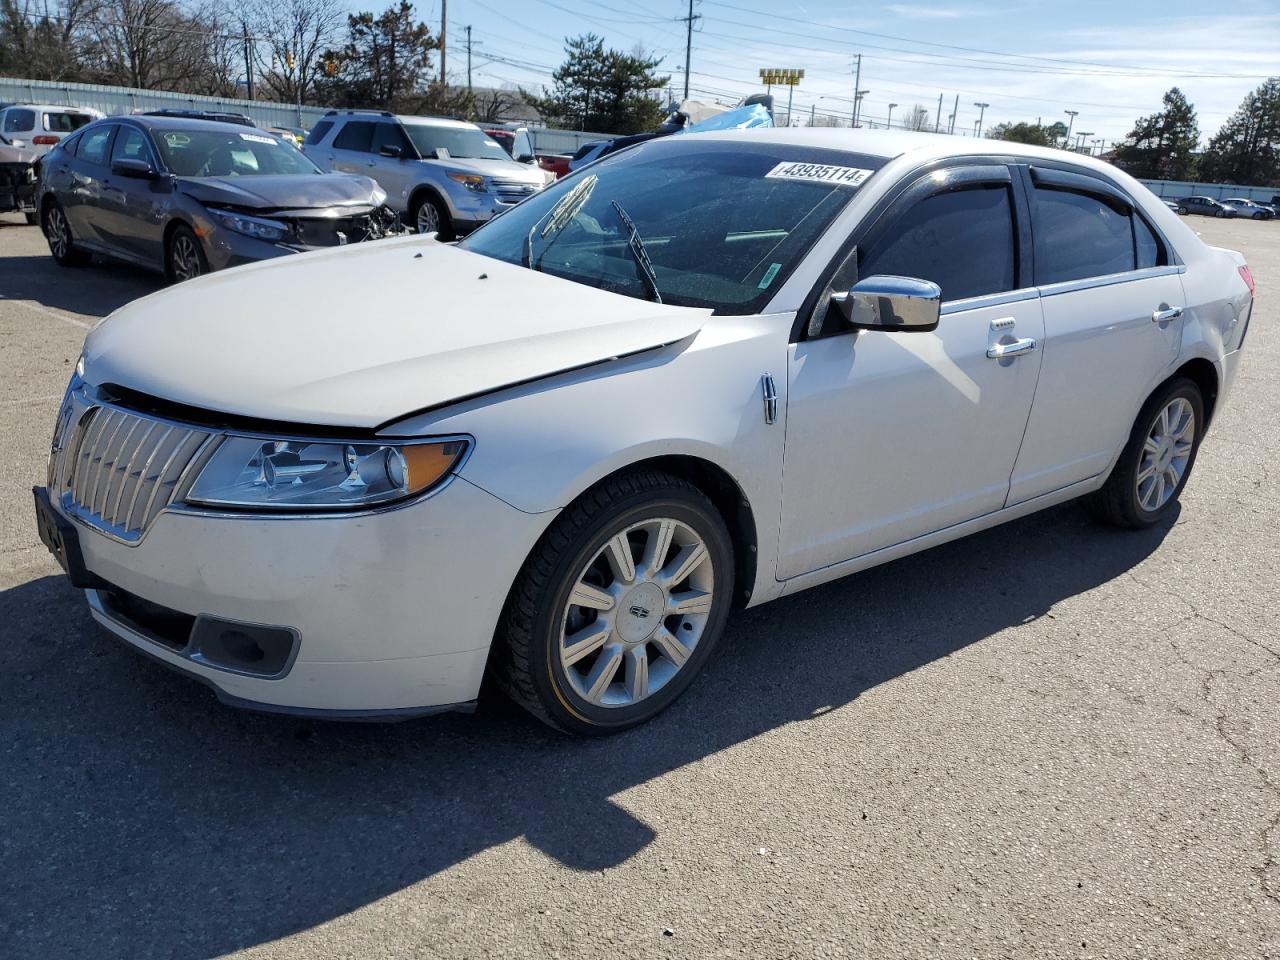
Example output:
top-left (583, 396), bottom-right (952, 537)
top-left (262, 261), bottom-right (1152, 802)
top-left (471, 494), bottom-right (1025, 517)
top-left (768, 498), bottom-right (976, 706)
top-left (35, 129), bottom-right (1254, 734)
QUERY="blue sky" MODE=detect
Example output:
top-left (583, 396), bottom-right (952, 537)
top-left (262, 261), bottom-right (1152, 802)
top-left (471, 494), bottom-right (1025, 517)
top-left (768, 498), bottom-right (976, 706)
top-left (409, 0), bottom-right (1279, 145)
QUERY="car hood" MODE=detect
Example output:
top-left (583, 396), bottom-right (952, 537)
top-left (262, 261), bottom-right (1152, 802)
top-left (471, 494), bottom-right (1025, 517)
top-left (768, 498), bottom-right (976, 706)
top-left (82, 235), bottom-right (709, 429)
top-left (175, 173), bottom-right (382, 212)
top-left (422, 156), bottom-right (544, 182)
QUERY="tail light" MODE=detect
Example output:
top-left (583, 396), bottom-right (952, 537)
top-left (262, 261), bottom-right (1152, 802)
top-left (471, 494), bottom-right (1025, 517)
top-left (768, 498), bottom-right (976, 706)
top-left (32, 135), bottom-right (58, 146)
top-left (1239, 265), bottom-right (1255, 296)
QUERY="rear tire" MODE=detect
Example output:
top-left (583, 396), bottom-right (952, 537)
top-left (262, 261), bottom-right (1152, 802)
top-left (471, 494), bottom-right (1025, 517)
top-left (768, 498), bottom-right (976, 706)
top-left (1083, 377), bottom-right (1204, 529)
top-left (24, 211), bottom-right (38, 225)
top-left (410, 193), bottom-right (453, 241)
top-left (43, 201), bottom-right (89, 267)
top-left (492, 471), bottom-right (735, 735)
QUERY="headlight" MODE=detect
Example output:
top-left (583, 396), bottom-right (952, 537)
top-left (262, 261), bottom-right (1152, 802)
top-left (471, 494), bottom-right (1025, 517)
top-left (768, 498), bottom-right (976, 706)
top-left (185, 436), bottom-right (469, 511)
top-left (207, 208), bottom-right (290, 242)
top-left (447, 173), bottom-right (487, 192)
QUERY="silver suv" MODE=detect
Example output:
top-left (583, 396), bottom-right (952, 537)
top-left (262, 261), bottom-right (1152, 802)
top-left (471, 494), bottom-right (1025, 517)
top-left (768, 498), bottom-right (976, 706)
top-left (303, 110), bottom-right (546, 239)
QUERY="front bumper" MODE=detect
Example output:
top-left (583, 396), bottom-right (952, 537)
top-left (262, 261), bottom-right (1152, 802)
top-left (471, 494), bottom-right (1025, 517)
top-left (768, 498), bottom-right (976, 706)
top-left (38, 468), bottom-right (553, 717)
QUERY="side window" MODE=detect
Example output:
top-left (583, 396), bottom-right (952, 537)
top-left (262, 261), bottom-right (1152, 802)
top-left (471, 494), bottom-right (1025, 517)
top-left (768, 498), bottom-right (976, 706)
top-left (110, 126), bottom-right (151, 164)
top-left (372, 122), bottom-right (411, 157)
top-left (332, 121), bottom-right (374, 152)
top-left (1033, 187), bottom-right (1135, 285)
top-left (3, 108), bottom-right (35, 133)
top-left (304, 120), bottom-right (333, 145)
top-left (1134, 215), bottom-right (1164, 270)
top-left (77, 125), bottom-right (114, 167)
top-left (859, 184), bottom-right (1017, 303)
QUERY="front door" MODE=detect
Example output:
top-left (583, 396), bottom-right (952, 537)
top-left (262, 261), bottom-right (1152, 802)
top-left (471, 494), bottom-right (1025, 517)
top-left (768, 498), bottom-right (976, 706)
top-left (99, 124), bottom-right (166, 265)
top-left (778, 167), bottom-right (1043, 579)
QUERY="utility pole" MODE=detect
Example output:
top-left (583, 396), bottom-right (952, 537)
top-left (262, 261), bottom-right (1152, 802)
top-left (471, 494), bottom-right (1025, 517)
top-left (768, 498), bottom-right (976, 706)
top-left (853, 89), bottom-right (868, 126)
top-left (681, 0), bottom-right (701, 102)
top-left (886, 102), bottom-right (897, 128)
top-left (934, 93), bottom-right (942, 133)
top-left (809, 103), bottom-right (815, 126)
top-left (973, 101), bottom-right (989, 138)
top-left (851, 53), bottom-right (861, 125)
top-left (1063, 109), bottom-right (1078, 148)
top-left (950, 94), bottom-right (958, 134)
top-left (464, 25), bottom-right (481, 93)
top-left (440, 0), bottom-right (447, 87)
top-left (241, 21), bottom-right (254, 101)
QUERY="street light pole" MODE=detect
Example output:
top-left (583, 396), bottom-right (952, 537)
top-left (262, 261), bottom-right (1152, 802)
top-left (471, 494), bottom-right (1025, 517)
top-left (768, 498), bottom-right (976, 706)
top-left (973, 101), bottom-right (989, 138)
top-left (886, 102), bottom-right (897, 128)
top-left (1075, 131), bottom-right (1093, 153)
top-left (1063, 109), bottom-right (1078, 148)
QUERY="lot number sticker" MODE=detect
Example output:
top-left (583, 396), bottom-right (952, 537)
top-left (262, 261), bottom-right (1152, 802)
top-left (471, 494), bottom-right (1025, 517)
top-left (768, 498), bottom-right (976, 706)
top-left (765, 161), bottom-right (873, 187)
top-left (239, 133), bottom-right (277, 144)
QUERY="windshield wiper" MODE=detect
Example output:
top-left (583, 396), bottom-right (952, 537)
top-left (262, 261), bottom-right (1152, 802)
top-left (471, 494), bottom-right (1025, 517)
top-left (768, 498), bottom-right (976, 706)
top-left (523, 174), bottom-right (598, 270)
top-left (610, 200), bottom-right (662, 303)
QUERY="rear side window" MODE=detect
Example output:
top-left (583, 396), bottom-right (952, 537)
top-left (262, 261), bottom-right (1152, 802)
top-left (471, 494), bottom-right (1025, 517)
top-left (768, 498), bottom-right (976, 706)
top-left (1033, 188), bottom-right (1135, 285)
top-left (3, 108), bottom-right (35, 133)
top-left (1134, 215), bottom-right (1163, 269)
top-left (304, 120), bottom-right (333, 145)
top-left (44, 112), bottom-right (93, 132)
top-left (572, 143), bottom-right (598, 161)
top-left (77, 125), bottom-right (114, 167)
top-left (859, 185), bottom-right (1017, 303)
top-left (333, 121), bottom-right (374, 152)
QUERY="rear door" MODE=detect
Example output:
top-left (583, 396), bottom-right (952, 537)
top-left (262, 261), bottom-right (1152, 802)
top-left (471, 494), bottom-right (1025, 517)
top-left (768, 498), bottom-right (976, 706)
top-left (778, 163), bottom-right (1045, 578)
top-left (1007, 166), bottom-right (1183, 504)
top-left (330, 120), bottom-right (376, 175)
top-left (62, 122), bottom-right (116, 244)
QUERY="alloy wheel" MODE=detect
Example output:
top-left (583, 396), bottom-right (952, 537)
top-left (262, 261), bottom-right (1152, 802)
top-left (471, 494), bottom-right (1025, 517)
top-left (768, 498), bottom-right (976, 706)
top-left (46, 207), bottom-right (68, 259)
top-left (416, 202), bottom-right (440, 234)
top-left (559, 517), bottom-right (715, 708)
top-left (170, 234), bottom-right (204, 281)
top-left (1137, 397), bottom-right (1195, 512)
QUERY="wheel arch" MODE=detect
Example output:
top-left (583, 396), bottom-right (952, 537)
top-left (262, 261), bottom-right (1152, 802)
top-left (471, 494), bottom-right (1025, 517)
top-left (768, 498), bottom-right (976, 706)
top-left (408, 183), bottom-right (450, 219)
top-left (1169, 357), bottom-right (1219, 427)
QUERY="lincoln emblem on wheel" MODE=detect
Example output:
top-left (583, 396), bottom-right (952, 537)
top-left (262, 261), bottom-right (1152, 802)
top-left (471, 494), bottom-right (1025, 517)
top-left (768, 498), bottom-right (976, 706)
top-left (33, 129), bottom-right (1253, 734)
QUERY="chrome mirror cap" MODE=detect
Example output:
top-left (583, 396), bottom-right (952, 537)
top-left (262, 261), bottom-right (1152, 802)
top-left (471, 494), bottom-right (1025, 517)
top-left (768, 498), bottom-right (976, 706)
top-left (835, 275), bottom-right (942, 332)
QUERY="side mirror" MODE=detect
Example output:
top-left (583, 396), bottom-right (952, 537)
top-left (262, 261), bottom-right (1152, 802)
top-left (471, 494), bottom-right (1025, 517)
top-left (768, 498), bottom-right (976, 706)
top-left (833, 275), bottom-right (941, 332)
top-left (111, 158), bottom-right (158, 179)
top-left (379, 144), bottom-right (402, 159)
top-left (516, 153), bottom-right (535, 164)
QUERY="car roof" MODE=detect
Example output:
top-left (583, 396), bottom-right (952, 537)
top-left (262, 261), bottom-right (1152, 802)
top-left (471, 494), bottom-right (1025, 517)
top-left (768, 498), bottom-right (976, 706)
top-left (3, 103), bottom-right (99, 113)
top-left (396, 115), bottom-right (476, 129)
top-left (116, 115), bottom-right (273, 135)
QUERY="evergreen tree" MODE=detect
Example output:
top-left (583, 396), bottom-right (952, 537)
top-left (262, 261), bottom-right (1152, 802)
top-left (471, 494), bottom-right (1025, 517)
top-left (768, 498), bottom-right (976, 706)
top-left (987, 121), bottom-right (1056, 147)
top-left (1199, 78), bottom-right (1280, 187)
top-left (1111, 88), bottom-right (1199, 181)
top-left (524, 34), bottom-right (668, 135)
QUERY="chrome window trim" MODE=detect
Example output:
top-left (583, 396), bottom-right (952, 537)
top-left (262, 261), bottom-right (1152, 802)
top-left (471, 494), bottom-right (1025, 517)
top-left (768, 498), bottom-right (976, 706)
top-left (1037, 264), bottom-right (1186, 299)
top-left (940, 287), bottom-right (1040, 316)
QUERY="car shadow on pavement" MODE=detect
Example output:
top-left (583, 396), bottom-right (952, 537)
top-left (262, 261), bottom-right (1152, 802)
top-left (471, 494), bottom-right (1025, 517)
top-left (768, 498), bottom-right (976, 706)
top-left (0, 254), bottom-right (160, 317)
top-left (1, 502), bottom-right (1175, 958)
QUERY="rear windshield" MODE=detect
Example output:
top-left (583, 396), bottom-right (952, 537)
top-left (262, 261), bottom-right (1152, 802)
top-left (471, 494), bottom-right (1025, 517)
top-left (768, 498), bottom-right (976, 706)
top-left (403, 124), bottom-right (509, 161)
top-left (460, 139), bottom-right (886, 314)
top-left (154, 128), bottom-right (322, 177)
top-left (44, 112), bottom-right (95, 133)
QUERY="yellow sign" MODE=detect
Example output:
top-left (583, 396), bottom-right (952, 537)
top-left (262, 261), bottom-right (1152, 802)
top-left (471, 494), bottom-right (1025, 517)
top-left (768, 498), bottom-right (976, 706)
top-left (759, 68), bottom-right (804, 86)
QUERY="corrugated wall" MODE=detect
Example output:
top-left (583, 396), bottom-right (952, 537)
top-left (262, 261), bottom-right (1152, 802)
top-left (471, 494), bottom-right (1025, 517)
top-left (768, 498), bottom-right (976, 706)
top-left (1139, 179), bottom-right (1278, 203)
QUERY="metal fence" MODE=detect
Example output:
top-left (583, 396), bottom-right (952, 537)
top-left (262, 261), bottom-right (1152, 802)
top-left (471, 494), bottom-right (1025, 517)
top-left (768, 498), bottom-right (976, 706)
top-left (1138, 179), bottom-right (1278, 203)
top-left (0, 77), bottom-right (610, 155)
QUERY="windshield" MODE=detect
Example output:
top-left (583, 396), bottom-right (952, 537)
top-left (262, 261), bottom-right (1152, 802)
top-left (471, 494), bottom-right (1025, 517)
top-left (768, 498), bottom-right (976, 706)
top-left (153, 129), bottom-right (322, 177)
top-left (403, 123), bottom-right (510, 161)
top-left (458, 139), bottom-right (885, 313)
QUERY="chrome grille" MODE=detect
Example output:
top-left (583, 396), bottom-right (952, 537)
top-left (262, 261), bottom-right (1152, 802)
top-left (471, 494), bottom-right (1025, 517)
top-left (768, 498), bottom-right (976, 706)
top-left (490, 178), bottom-right (538, 204)
top-left (59, 405), bottom-right (213, 541)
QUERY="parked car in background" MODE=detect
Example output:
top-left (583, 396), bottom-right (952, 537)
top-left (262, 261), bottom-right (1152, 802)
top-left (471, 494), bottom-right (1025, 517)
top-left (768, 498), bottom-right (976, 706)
top-left (567, 140), bottom-right (608, 171)
top-left (483, 127), bottom-right (556, 186)
top-left (1176, 196), bottom-right (1236, 218)
top-left (537, 153), bottom-right (572, 179)
top-left (0, 136), bottom-right (40, 223)
top-left (1, 104), bottom-right (102, 156)
top-left (303, 110), bottom-right (545, 239)
top-left (35, 130), bottom-right (1252, 734)
top-left (266, 125), bottom-right (308, 147)
top-left (143, 109), bottom-right (254, 127)
top-left (38, 115), bottom-right (399, 282)
top-left (1221, 198), bottom-right (1275, 220)
top-left (1163, 200), bottom-right (1184, 214)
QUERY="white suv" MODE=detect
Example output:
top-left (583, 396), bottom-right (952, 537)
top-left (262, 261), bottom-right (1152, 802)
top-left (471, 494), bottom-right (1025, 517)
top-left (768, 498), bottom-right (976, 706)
top-left (303, 110), bottom-right (545, 239)
top-left (0, 104), bottom-right (101, 155)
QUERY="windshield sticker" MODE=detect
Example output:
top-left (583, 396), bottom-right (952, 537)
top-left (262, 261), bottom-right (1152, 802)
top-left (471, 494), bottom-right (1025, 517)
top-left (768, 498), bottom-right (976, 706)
top-left (239, 133), bottom-right (276, 144)
top-left (758, 262), bottom-right (783, 289)
top-left (764, 161), bottom-right (873, 187)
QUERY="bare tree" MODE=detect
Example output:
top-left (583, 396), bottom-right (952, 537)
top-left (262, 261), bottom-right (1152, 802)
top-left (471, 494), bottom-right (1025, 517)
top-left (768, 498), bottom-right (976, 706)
top-left (0, 0), bottom-right (98, 81)
top-left (904, 104), bottom-right (931, 132)
top-left (91, 0), bottom-right (218, 90)
top-left (247, 0), bottom-right (344, 105)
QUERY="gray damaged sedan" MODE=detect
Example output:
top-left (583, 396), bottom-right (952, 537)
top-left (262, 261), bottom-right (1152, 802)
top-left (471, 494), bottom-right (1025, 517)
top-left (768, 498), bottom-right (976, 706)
top-left (37, 114), bottom-right (402, 282)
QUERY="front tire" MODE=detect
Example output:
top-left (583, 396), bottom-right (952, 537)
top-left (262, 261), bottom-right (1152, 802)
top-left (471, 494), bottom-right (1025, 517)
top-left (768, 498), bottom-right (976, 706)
top-left (43, 201), bottom-right (89, 267)
top-left (493, 471), bottom-right (735, 735)
top-left (24, 211), bottom-right (38, 225)
top-left (1084, 378), bottom-right (1204, 529)
top-left (166, 224), bottom-right (208, 283)
top-left (410, 192), bottom-right (453, 241)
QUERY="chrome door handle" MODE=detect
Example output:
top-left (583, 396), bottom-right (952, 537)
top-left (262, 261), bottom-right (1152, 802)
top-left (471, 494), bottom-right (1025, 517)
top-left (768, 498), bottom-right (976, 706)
top-left (987, 337), bottom-right (1037, 359)
top-left (1152, 306), bottom-right (1183, 323)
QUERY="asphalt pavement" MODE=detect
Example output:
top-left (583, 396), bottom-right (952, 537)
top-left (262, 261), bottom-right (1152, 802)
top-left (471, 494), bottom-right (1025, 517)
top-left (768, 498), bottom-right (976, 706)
top-left (2, 213), bottom-right (1278, 960)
